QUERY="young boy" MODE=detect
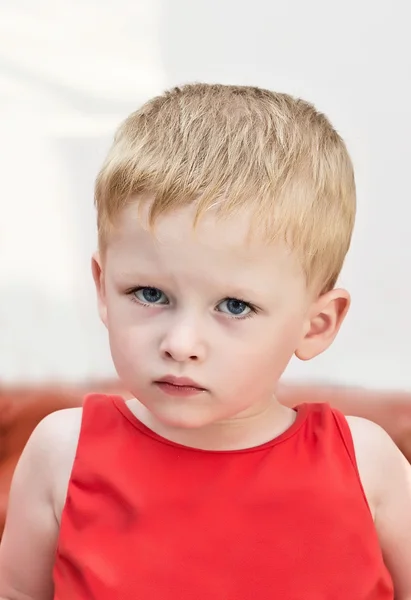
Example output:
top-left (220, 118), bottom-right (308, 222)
top-left (0, 84), bottom-right (410, 599)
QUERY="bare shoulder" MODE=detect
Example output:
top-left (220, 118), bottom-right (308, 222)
top-left (30, 405), bottom-right (82, 443)
top-left (346, 415), bottom-right (411, 597)
top-left (0, 407), bottom-right (83, 599)
top-left (344, 416), bottom-right (389, 515)
top-left (37, 405), bottom-right (83, 447)
top-left (34, 407), bottom-right (83, 517)
top-left (14, 407), bottom-right (83, 522)
top-left (27, 406), bottom-right (83, 466)
top-left (345, 414), bottom-right (393, 465)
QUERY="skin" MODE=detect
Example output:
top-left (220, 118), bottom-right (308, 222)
top-left (92, 203), bottom-right (350, 449)
top-left (0, 201), bottom-right (410, 599)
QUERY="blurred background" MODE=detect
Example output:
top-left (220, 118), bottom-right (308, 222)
top-left (0, 0), bottom-right (410, 391)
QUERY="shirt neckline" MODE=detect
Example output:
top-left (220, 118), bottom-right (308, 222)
top-left (110, 394), bottom-right (311, 455)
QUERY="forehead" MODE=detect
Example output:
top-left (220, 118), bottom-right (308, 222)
top-left (105, 201), bottom-right (304, 284)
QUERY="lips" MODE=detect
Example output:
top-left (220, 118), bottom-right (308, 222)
top-left (155, 375), bottom-right (205, 390)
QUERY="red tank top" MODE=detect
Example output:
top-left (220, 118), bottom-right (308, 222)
top-left (53, 394), bottom-right (393, 599)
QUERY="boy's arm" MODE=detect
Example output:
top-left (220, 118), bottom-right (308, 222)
top-left (348, 417), bottom-right (411, 599)
top-left (0, 414), bottom-right (63, 600)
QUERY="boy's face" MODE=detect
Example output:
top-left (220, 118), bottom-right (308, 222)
top-left (93, 201), bottom-right (348, 429)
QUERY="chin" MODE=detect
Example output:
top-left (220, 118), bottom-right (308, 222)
top-left (151, 403), bottom-right (219, 430)
top-left (133, 385), bottom-right (228, 431)
top-left (159, 412), bottom-right (213, 430)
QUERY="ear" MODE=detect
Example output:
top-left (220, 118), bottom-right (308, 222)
top-left (91, 252), bottom-right (108, 328)
top-left (295, 288), bottom-right (350, 361)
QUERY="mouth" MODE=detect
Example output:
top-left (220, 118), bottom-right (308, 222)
top-left (154, 376), bottom-right (206, 396)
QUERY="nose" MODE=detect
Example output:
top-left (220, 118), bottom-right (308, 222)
top-left (159, 316), bottom-right (206, 363)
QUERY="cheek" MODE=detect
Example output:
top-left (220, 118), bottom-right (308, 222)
top-left (105, 300), bottom-right (152, 374)
top-left (108, 321), bottom-right (151, 365)
top-left (108, 326), bottom-right (150, 390)
top-left (221, 317), bottom-right (304, 383)
top-left (106, 291), bottom-right (151, 343)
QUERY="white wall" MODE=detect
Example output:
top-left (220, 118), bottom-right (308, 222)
top-left (0, 0), bottom-right (410, 389)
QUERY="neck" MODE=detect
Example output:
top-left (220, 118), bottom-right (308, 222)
top-left (126, 397), bottom-right (297, 451)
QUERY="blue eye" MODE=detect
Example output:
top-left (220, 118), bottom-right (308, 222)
top-left (133, 287), bottom-right (169, 305)
top-left (217, 298), bottom-right (251, 317)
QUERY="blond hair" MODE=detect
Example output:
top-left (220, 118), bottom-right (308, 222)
top-left (95, 83), bottom-right (356, 292)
